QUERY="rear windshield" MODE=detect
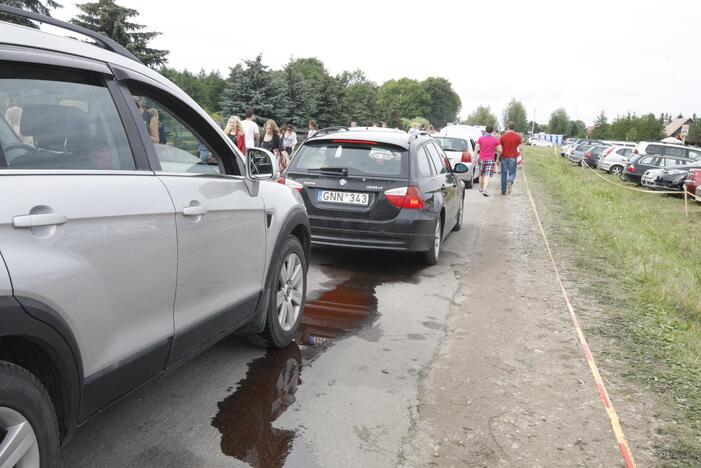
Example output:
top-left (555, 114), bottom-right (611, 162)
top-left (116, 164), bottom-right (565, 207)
top-left (290, 141), bottom-right (408, 178)
top-left (433, 137), bottom-right (467, 152)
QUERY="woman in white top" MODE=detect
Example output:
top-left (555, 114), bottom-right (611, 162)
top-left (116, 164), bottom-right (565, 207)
top-left (282, 125), bottom-right (297, 156)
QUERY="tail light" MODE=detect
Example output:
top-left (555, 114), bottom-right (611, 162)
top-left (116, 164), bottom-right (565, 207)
top-left (602, 147), bottom-right (614, 158)
top-left (585, 151), bottom-right (592, 157)
top-left (627, 166), bottom-right (636, 173)
top-left (384, 186), bottom-right (425, 209)
top-left (633, 148), bottom-right (639, 154)
top-left (461, 151), bottom-right (472, 163)
top-left (278, 177), bottom-right (303, 191)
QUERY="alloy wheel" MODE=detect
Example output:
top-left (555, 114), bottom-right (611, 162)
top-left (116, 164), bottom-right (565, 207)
top-left (276, 253), bottom-right (304, 332)
top-left (0, 407), bottom-right (40, 468)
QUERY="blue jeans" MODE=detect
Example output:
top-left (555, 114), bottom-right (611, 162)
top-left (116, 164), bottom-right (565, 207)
top-left (501, 158), bottom-right (518, 193)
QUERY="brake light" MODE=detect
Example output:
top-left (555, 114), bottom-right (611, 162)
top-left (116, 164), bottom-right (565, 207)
top-left (277, 177), bottom-right (303, 191)
top-left (384, 186), bottom-right (425, 209)
top-left (585, 151), bottom-right (592, 157)
top-left (627, 166), bottom-right (636, 173)
top-left (602, 147), bottom-right (614, 157)
top-left (331, 139), bottom-right (377, 145)
top-left (461, 151), bottom-right (472, 163)
top-left (633, 148), bottom-right (639, 154)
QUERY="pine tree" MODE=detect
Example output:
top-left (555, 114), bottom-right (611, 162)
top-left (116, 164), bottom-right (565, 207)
top-left (0, 0), bottom-right (61, 28)
top-left (71, 0), bottom-right (168, 67)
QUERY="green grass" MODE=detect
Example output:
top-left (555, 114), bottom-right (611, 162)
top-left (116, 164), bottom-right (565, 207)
top-left (523, 147), bottom-right (701, 464)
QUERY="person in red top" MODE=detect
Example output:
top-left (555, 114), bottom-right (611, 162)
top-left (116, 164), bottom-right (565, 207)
top-left (499, 121), bottom-right (523, 194)
top-left (476, 125), bottom-right (502, 197)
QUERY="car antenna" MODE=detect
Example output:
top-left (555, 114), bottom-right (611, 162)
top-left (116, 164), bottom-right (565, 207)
top-left (0, 4), bottom-right (143, 64)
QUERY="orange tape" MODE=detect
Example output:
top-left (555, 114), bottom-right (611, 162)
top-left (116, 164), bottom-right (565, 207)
top-left (521, 165), bottom-right (637, 468)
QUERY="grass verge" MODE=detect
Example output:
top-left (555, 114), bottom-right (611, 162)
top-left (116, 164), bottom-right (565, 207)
top-left (524, 146), bottom-right (701, 465)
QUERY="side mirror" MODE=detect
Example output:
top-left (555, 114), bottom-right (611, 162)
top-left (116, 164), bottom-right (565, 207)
top-left (452, 162), bottom-right (469, 174)
top-left (246, 147), bottom-right (279, 180)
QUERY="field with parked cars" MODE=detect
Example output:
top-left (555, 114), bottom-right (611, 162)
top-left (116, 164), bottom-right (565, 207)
top-left (526, 146), bottom-right (701, 463)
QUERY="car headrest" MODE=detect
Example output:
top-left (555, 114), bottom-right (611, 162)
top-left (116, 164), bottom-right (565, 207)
top-left (20, 104), bottom-right (89, 151)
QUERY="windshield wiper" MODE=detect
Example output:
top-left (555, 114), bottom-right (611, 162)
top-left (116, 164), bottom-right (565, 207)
top-left (307, 167), bottom-right (348, 176)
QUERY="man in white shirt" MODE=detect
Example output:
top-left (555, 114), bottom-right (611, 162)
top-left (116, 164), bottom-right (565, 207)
top-left (242, 109), bottom-right (259, 149)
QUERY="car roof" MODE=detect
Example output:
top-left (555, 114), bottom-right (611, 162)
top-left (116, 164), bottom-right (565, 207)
top-left (639, 141), bottom-right (688, 150)
top-left (0, 21), bottom-right (188, 102)
top-left (305, 129), bottom-right (419, 149)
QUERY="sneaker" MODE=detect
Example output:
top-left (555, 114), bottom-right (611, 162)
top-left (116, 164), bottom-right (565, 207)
top-left (507, 183), bottom-right (513, 194)
top-left (478, 188), bottom-right (483, 193)
top-left (482, 190), bottom-right (489, 197)
top-left (501, 192), bottom-right (507, 195)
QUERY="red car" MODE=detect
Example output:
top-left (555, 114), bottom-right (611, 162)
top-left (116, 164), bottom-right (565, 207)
top-left (686, 168), bottom-right (701, 199)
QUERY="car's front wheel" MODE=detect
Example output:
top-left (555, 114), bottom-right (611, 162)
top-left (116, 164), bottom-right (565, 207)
top-left (0, 361), bottom-right (59, 468)
top-left (252, 236), bottom-right (307, 348)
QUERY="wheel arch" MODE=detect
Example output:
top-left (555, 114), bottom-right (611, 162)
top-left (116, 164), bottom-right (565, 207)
top-left (0, 296), bottom-right (83, 443)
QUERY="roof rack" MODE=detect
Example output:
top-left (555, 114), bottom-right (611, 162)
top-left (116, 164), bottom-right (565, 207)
top-left (311, 126), bottom-right (349, 138)
top-left (0, 4), bottom-right (142, 64)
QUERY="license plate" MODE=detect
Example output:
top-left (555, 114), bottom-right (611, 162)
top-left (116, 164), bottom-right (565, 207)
top-left (317, 190), bottom-right (369, 206)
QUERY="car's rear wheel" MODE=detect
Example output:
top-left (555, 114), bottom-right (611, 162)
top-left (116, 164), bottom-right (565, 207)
top-left (251, 236), bottom-right (307, 348)
top-left (423, 217), bottom-right (442, 265)
top-left (453, 197), bottom-right (464, 232)
top-left (0, 361), bottom-right (59, 468)
top-left (609, 165), bottom-right (623, 176)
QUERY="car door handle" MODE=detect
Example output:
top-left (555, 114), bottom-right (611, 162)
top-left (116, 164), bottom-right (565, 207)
top-left (13, 213), bottom-right (67, 228)
top-left (182, 206), bottom-right (207, 217)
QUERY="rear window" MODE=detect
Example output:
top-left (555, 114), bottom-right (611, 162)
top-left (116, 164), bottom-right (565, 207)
top-left (290, 141), bottom-right (408, 178)
top-left (433, 137), bottom-right (467, 152)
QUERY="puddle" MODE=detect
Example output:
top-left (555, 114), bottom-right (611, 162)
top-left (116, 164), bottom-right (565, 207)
top-left (212, 251), bottom-right (420, 467)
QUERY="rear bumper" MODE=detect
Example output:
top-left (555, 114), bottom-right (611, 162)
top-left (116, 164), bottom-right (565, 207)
top-left (309, 210), bottom-right (436, 252)
top-left (621, 172), bottom-right (641, 183)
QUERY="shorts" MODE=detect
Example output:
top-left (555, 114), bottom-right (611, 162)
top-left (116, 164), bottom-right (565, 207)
top-left (479, 159), bottom-right (496, 176)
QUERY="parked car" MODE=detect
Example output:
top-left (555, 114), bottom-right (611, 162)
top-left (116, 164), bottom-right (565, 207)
top-left (568, 144), bottom-right (595, 164)
top-left (529, 138), bottom-right (554, 148)
top-left (0, 7), bottom-right (313, 466)
top-left (581, 145), bottom-right (611, 167)
top-left (622, 154), bottom-right (696, 184)
top-left (655, 166), bottom-right (701, 191)
top-left (641, 168), bottom-right (666, 189)
top-left (685, 167), bottom-right (701, 196)
top-left (564, 139), bottom-right (604, 159)
top-left (432, 135), bottom-right (478, 188)
top-left (633, 141), bottom-right (701, 160)
top-left (281, 128), bottom-right (467, 265)
top-left (597, 145), bottom-right (634, 175)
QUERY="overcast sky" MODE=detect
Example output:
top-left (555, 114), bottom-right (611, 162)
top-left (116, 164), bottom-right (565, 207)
top-left (55, 0), bottom-right (699, 126)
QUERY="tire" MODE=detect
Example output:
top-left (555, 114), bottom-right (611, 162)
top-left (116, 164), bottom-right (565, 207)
top-left (609, 165), bottom-right (623, 176)
top-left (453, 196), bottom-right (464, 232)
top-left (0, 361), bottom-right (59, 468)
top-left (250, 236), bottom-right (307, 348)
top-left (423, 217), bottom-right (442, 266)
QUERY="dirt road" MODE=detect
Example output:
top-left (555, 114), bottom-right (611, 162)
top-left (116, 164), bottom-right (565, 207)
top-left (400, 175), bottom-right (632, 467)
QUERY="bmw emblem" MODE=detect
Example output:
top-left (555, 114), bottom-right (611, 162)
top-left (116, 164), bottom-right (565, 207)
top-left (339, 178), bottom-right (348, 187)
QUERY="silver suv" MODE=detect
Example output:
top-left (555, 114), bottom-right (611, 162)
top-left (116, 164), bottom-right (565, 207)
top-left (0, 6), bottom-right (310, 466)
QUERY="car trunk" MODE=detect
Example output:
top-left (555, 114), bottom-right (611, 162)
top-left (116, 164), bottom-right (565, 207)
top-left (285, 139), bottom-right (410, 223)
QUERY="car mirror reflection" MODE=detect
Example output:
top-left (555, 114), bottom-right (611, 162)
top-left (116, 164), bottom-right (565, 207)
top-left (247, 148), bottom-right (280, 180)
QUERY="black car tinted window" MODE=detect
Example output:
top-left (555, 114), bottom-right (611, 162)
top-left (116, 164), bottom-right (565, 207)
top-left (426, 143), bottom-right (449, 174)
top-left (291, 140), bottom-right (409, 178)
top-left (665, 146), bottom-right (684, 157)
top-left (640, 156), bottom-right (655, 165)
top-left (417, 146), bottom-right (434, 178)
top-left (646, 144), bottom-right (663, 155)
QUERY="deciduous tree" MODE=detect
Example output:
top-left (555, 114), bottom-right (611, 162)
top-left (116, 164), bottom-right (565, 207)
top-left (463, 105), bottom-right (498, 128)
top-left (502, 99), bottom-right (528, 132)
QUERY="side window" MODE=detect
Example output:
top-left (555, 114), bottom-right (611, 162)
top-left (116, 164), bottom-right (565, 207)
top-left (646, 144), bottom-right (663, 155)
top-left (616, 149), bottom-right (626, 156)
top-left (426, 143), bottom-right (449, 174)
top-left (665, 146), bottom-right (684, 157)
top-left (640, 156), bottom-right (655, 165)
top-left (129, 88), bottom-right (226, 175)
top-left (416, 146), bottom-right (434, 178)
top-left (688, 149), bottom-right (701, 161)
top-left (0, 64), bottom-right (135, 170)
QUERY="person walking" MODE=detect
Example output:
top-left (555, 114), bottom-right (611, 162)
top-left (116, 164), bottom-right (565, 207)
top-left (475, 125), bottom-right (501, 197)
top-left (282, 125), bottom-right (297, 156)
top-left (307, 120), bottom-right (319, 138)
top-left (260, 119), bottom-right (290, 171)
top-left (224, 116), bottom-right (247, 155)
top-left (499, 121), bottom-right (523, 195)
top-left (242, 109), bottom-right (260, 149)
